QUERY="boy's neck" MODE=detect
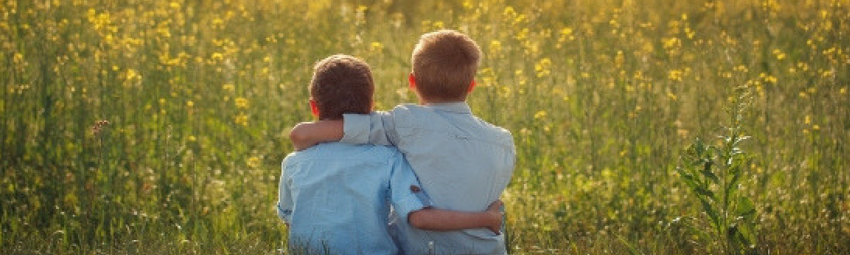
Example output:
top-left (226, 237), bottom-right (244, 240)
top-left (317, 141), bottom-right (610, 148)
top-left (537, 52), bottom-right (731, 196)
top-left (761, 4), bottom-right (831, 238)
top-left (419, 97), bottom-right (467, 105)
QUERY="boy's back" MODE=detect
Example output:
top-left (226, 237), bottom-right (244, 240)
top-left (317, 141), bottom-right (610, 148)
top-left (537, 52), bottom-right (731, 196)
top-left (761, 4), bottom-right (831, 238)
top-left (342, 102), bottom-right (515, 254)
top-left (289, 31), bottom-right (515, 254)
top-left (281, 54), bottom-right (507, 255)
top-left (277, 142), bottom-right (427, 255)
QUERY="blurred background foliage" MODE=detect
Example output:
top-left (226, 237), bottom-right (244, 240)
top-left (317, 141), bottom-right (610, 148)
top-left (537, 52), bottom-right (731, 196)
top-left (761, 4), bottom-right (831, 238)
top-left (1, 0), bottom-right (848, 254)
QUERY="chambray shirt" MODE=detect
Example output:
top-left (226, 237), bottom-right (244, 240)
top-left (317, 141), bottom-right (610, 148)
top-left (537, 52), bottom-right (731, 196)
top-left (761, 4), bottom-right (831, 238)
top-left (277, 142), bottom-right (432, 255)
top-left (342, 102), bottom-right (516, 255)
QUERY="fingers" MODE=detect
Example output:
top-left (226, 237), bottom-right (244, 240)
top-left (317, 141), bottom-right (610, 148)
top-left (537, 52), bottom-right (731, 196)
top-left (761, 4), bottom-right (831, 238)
top-left (488, 199), bottom-right (504, 210)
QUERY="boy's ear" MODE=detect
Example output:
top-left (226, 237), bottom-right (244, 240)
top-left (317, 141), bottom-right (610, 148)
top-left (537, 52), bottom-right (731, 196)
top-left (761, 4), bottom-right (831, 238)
top-left (468, 80), bottom-right (476, 93)
top-left (408, 72), bottom-right (417, 91)
top-left (309, 99), bottom-right (320, 118)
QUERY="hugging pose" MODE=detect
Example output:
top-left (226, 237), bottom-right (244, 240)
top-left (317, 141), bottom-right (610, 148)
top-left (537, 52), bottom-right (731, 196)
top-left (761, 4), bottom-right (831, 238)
top-left (277, 30), bottom-right (516, 255)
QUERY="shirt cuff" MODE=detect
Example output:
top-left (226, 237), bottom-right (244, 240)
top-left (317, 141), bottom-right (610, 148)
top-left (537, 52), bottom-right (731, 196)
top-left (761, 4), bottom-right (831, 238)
top-left (393, 191), bottom-right (433, 223)
top-left (341, 113), bottom-right (371, 144)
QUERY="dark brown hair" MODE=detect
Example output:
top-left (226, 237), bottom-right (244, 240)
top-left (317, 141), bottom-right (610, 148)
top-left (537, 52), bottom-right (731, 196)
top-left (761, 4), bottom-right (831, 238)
top-left (309, 55), bottom-right (374, 120)
top-left (411, 30), bottom-right (482, 102)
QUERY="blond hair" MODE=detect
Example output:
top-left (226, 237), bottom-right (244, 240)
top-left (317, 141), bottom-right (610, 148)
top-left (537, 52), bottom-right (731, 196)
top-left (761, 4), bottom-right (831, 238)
top-left (411, 30), bottom-right (482, 102)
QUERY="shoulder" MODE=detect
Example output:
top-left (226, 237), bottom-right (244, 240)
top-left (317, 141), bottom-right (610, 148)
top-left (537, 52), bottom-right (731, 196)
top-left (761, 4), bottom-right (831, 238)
top-left (281, 151), bottom-right (301, 167)
top-left (287, 143), bottom-right (401, 163)
top-left (390, 104), bottom-right (432, 116)
top-left (472, 116), bottom-right (516, 147)
top-left (364, 144), bottom-right (403, 159)
top-left (390, 104), bottom-right (418, 112)
top-left (486, 121), bottom-right (514, 140)
top-left (389, 104), bottom-right (438, 124)
top-left (280, 149), bottom-right (319, 176)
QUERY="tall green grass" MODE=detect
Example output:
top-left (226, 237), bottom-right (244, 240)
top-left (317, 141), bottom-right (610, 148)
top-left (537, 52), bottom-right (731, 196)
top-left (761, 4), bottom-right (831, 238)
top-left (1, 0), bottom-right (848, 254)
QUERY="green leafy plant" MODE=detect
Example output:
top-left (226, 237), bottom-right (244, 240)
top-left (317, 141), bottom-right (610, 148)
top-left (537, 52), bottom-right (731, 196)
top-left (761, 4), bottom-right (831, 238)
top-left (676, 85), bottom-right (758, 255)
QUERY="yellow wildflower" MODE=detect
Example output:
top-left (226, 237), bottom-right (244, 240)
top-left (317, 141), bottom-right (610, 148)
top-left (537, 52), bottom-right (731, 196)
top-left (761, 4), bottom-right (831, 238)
top-left (764, 75), bottom-right (777, 84)
top-left (503, 6), bottom-right (517, 18)
top-left (534, 110), bottom-right (547, 120)
top-left (13, 53), bottom-right (24, 64)
top-left (432, 21), bottom-right (444, 30)
top-left (235, 97), bottom-right (249, 109)
top-left (212, 18), bottom-right (224, 28)
top-left (490, 40), bottom-right (502, 54)
top-left (211, 52), bottom-right (224, 62)
top-left (668, 69), bottom-right (683, 82)
top-left (247, 156), bottom-right (260, 168)
top-left (535, 58), bottom-right (552, 77)
top-left (235, 113), bottom-right (248, 127)
top-left (370, 42), bottom-right (384, 52)
top-left (223, 83), bottom-right (235, 92)
top-left (663, 37), bottom-right (681, 50)
top-left (125, 69), bottom-right (140, 81)
top-left (614, 51), bottom-right (624, 67)
top-left (773, 49), bottom-right (786, 60)
top-left (557, 27), bottom-right (575, 47)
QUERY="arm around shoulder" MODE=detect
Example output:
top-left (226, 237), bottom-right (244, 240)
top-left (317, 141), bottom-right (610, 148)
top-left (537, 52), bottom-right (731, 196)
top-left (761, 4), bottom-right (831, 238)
top-left (407, 200), bottom-right (504, 234)
top-left (289, 120), bottom-right (344, 150)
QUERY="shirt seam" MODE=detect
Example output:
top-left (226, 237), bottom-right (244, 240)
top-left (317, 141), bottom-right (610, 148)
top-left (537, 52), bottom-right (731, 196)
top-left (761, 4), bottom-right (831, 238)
top-left (392, 126), bottom-right (515, 150)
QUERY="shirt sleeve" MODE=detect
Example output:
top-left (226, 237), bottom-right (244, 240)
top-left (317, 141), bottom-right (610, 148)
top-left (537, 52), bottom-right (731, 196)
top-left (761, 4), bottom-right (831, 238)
top-left (341, 111), bottom-right (399, 146)
top-left (277, 159), bottom-right (294, 224)
top-left (388, 152), bottom-right (433, 224)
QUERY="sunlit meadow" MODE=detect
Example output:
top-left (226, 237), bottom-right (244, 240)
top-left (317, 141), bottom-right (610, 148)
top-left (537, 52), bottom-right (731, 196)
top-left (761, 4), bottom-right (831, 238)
top-left (1, 0), bottom-right (848, 254)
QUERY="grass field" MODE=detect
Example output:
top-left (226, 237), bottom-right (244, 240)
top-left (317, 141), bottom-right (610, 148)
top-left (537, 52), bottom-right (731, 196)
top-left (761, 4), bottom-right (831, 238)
top-left (1, 0), bottom-right (849, 254)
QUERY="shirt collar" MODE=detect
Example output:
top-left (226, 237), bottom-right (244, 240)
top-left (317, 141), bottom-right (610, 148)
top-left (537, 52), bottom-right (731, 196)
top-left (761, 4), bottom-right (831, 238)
top-left (424, 102), bottom-right (472, 114)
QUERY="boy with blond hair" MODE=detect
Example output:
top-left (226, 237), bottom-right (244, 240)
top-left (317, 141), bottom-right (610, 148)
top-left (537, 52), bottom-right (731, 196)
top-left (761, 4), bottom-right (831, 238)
top-left (291, 31), bottom-right (515, 255)
top-left (277, 54), bottom-right (503, 255)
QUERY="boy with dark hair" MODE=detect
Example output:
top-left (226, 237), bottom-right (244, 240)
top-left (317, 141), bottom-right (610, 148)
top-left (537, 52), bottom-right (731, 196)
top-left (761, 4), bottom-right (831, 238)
top-left (277, 54), bottom-right (502, 255)
top-left (290, 31), bottom-right (515, 254)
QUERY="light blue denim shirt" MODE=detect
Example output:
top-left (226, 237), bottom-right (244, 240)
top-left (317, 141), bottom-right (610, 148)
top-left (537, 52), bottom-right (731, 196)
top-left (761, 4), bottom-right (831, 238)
top-left (342, 102), bottom-right (516, 255)
top-left (277, 142), bottom-right (432, 255)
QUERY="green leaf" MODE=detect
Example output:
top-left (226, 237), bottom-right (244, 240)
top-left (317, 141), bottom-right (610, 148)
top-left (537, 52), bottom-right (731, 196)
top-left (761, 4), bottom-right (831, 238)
top-left (701, 161), bottom-right (719, 184)
top-left (699, 199), bottom-right (720, 228)
top-left (736, 196), bottom-right (756, 220)
top-left (695, 186), bottom-right (715, 200)
top-left (725, 169), bottom-right (742, 199)
top-left (737, 223), bottom-right (758, 252)
top-left (693, 138), bottom-right (705, 155)
top-left (681, 174), bottom-right (699, 190)
top-left (727, 225), bottom-right (753, 253)
top-left (617, 235), bottom-right (644, 255)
